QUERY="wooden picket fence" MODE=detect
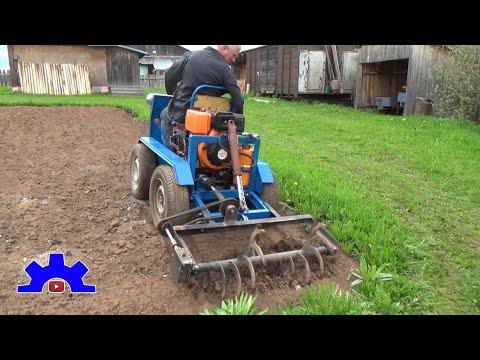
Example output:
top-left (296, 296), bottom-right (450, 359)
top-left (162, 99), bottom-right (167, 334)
top-left (18, 62), bottom-right (91, 95)
top-left (140, 74), bottom-right (165, 88)
top-left (0, 69), bottom-right (10, 86)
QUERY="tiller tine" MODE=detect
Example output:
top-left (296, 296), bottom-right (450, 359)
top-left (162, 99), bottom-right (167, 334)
top-left (309, 223), bottom-right (341, 254)
top-left (193, 225), bottom-right (339, 299)
top-left (159, 211), bottom-right (340, 299)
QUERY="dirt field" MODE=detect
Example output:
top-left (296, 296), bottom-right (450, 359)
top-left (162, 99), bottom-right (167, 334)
top-left (0, 106), bottom-right (358, 315)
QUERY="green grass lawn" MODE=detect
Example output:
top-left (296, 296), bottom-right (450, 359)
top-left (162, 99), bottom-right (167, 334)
top-left (1, 86), bottom-right (479, 314)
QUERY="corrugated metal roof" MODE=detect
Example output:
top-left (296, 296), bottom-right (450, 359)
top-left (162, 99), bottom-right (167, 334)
top-left (139, 55), bottom-right (182, 71)
top-left (239, 45), bottom-right (269, 53)
top-left (88, 45), bottom-right (148, 56)
top-left (180, 45), bottom-right (266, 53)
top-left (357, 45), bottom-right (454, 51)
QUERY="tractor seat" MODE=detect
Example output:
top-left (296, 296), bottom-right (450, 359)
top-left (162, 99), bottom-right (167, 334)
top-left (193, 94), bottom-right (230, 112)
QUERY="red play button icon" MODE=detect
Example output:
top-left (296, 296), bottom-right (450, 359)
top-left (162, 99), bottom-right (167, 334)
top-left (48, 280), bottom-right (65, 293)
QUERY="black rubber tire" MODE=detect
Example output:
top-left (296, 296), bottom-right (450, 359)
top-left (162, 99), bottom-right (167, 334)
top-left (149, 165), bottom-right (190, 228)
top-left (130, 143), bottom-right (157, 200)
top-left (261, 178), bottom-right (281, 212)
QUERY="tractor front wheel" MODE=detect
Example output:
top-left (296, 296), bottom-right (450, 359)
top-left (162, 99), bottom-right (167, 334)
top-left (149, 165), bottom-right (190, 228)
top-left (130, 143), bottom-right (157, 200)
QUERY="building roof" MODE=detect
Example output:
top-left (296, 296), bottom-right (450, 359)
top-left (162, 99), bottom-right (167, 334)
top-left (357, 45), bottom-right (454, 51)
top-left (180, 45), bottom-right (266, 53)
top-left (139, 55), bottom-right (182, 71)
top-left (88, 45), bottom-right (148, 56)
top-left (239, 45), bottom-right (268, 53)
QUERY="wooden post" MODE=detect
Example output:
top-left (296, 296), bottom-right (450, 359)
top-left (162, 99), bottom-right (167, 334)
top-left (7, 45), bottom-right (20, 88)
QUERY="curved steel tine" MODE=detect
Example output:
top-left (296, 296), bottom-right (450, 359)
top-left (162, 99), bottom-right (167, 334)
top-left (288, 256), bottom-right (295, 275)
top-left (245, 227), bottom-right (265, 256)
top-left (309, 223), bottom-right (332, 247)
top-left (250, 227), bottom-right (266, 244)
top-left (249, 242), bottom-right (267, 266)
top-left (309, 224), bottom-right (339, 254)
top-left (238, 255), bottom-right (256, 289)
top-left (202, 271), bottom-right (211, 290)
top-left (304, 245), bottom-right (324, 276)
top-left (273, 259), bottom-right (280, 275)
top-left (279, 256), bottom-right (295, 275)
top-left (309, 222), bottom-right (325, 238)
top-left (218, 265), bottom-right (227, 300)
top-left (229, 261), bottom-right (242, 298)
top-left (296, 252), bottom-right (311, 285)
top-left (279, 258), bottom-right (285, 275)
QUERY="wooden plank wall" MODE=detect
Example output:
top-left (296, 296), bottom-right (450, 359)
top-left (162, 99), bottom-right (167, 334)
top-left (406, 45), bottom-right (446, 115)
top-left (259, 46), bottom-right (277, 94)
top-left (18, 62), bottom-right (91, 95)
top-left (11, 45), bottom-right (107, 87)
top-left (275, 45), bottom-right (355, 98)
top-left (254, 49), bottom-right (261, 94)
top-left (357, 45), bottom-right (412, 63)
top-left (276, 45), bottom-right (286, 96)
top-left (105, 48), bottom-right (140, 86)
top-left (355, 45), bottom-right (412, 109)
top-left (359, 60), bottom-right (408, 106)
top-left (247, 49), bottom-right (259, 94)
top-left (246, 46), bottom-right (277, 95)
top-left (355, 45), bottom-right (412, 108)
top-left (276, 45), bottom-right (299, 98)
top-left (355, 45), bottom-right (448, 115)
top-left (246, 45), bottom-right (357, 98)
top-left (0, 70), bottom-right (10, 85)
top-left (246, 52), bottom-right (254, 94)
top-left (140, 74), bottom-right (165, 88)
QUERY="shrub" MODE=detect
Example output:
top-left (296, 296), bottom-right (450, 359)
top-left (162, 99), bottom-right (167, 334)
top-left (433, 45), bottom-right (480, 122)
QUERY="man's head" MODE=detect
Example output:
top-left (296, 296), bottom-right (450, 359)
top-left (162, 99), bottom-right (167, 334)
top-left (217, 45), bottom-right (241, 64)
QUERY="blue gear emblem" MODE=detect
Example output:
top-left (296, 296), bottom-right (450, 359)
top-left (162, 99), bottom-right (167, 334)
top-left (18, 253), bottom-right (96, 293)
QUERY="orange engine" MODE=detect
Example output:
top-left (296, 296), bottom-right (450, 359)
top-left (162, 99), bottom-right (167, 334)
top-left (198, 129), bottom-right (230, 170)
top-left (190, 109), bottom-right (251, 183)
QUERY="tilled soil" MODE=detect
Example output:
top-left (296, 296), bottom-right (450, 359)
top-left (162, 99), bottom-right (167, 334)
top-left (0, 106), bottom-right (358, 315)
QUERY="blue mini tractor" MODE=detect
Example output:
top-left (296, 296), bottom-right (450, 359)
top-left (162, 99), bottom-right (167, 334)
top-left (129, 86), bottom-right (340, 297)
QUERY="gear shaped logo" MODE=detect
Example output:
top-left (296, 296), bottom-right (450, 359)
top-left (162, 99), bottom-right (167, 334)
top-left (17, 253), bottom-right (96, 293)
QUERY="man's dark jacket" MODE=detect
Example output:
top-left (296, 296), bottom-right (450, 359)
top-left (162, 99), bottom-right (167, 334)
top-left (165, 46), bottom-right (244, 124)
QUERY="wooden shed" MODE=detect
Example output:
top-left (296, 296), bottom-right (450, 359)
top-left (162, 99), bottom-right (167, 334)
top-left (236, 45), bottom-right (358, 100)
top-left (354, 45), bottom-right (451, 116)
top-left (7, 45), bottom-right (147, 94)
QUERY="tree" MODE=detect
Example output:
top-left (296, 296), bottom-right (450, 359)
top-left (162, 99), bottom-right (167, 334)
top-left (433, 45), bottom-right (480, 122)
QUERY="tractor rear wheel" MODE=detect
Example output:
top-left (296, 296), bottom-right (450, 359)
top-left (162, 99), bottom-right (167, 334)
top-left (149, 165), bottom-right (190, 228)
top-left (130, 143), bottom-right (157, 200)
top-left (261, 179), bottom-right (281, 212)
